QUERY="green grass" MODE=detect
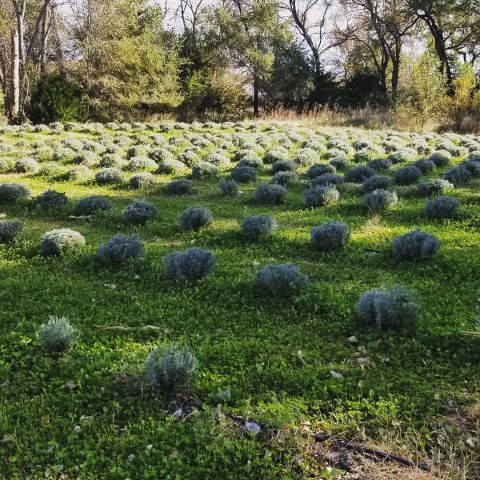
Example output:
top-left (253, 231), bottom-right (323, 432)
top-left (0, 124), bottom-right (479, 479)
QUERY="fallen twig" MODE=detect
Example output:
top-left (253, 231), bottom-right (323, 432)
top-left (314, 434), bottom-right (430, 471)
top-left (188, 401), bottom-right (429, 472)
top-left (93, 324), bottom-right (161, 332)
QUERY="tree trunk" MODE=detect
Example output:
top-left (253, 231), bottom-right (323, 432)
top-left (253, 72), bottom-right (259, 117)
top-left (10, 27), bottom-right (20, 121)
top-left (391, 42), bottom-right (401, 102)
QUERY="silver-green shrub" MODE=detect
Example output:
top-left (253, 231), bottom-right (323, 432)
top-left (145, 344), bottom-right (197, 393)
top-left (394, 165), bottom-right (422, 185)
top-left (356, 286), bottom-right (418, 330)
top-left (424, 196), bottom-right (459, 219)
top-left (231, 165), bottom-right (258, 183)
top-left (95, 168), bottom-right (124, 185)
top-left (164, 247), bottom-right (215, 280)
top-left (180, 207), bottom-right (213, 231)
top-left (35, 190), bottom-right (68, 211)
top-left (344, 165), bottom-right (375, 183)
top-left (219, 179), bottom-right (238, 197)
top-left (122, 200), bottom-right (158, 224)
top-left (271, 159), bottom-right (296, 173)
top-left (0, 219), bottom-right (22, 244)
top-left (97, 234), bottom-right (144, 264)
top-left (303, 186), bottom-right (339, 208)
top-left (37, 316), bottom-right (79, 353)
top-left (254, 263), bottom-right (309, 298)
top-left (129, 173), bottom-right (156, 189)
top-left (255, 183), bottom-right (287, 205)
top-left (73, 196), bottom-right (111, 216)
top-left (362, 176), bottom-right (391, 193)
top-left (393, 229), bottom-right (440, 261)
top-left (363, 189), bottom-right (398, 213)
top-left (165, 179), bottom-right (193, 195)
top-left (416, 179), bottom-right (453, 197)
top-left (192, 161), bottom-right (218, 179)
top-left (41, 228), bottom-right (86, 256)
top-left (310, 221), bottom-right (350, 251)
top-left (241, 215), bottom-right (277, 240)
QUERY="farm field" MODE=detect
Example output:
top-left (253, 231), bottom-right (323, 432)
top-left (0, 120), bottom-right (479, 479)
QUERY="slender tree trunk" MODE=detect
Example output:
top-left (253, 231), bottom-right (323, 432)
top-left (253, 72), bottom-right (259, 117)
top-left (391, 42), bottom-right (401, 102)
top-left (40, 5), bottom-right (51, 73)
top-left (10, 26), bottom-right (20, 121)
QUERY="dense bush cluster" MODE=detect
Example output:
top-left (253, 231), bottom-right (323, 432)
top-left (0, 219), bottom-right (23, 244)
top-left (304, 186), bottom-right (339, 208)
top-left (97, 234), bottom-right (144, 264)
top-left (241, 215), bottom-right (277, 240)
top-left (424, 196), bottom-right (460, 218)
top-left (41, 228), bottom-right (86, 256)
top-left (37, 316), bottom-right (79, 353)
top-left (164, 247), bottom-right (215, 280)
top-left (363, 189), bottom-right (398, 213)
top-left (145, 344), bottom-right (197, 393)
top-left (393, 229), bottom-right (440, 261)
top-left (122, 200), bottom-right (158, 224)
top-left (255, 184), bottom-right (287, 205)
top-left (73, 196), bottom-right (111, 216)
top-left (254, 263), bottom-right (309, 298)
top-left (180, 207), bottom-right (213, 231)
top-left (0, 183), bottom-right (30, 203)
top-left (356, 286), bottom-right (418, 330)
top-left (310, 221), bottom-right (350, 251)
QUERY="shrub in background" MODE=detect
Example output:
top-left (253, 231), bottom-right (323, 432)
top-left (362, 175), bottom-right (390, 193)
top-left (35, 190), bottom-right (68, 211)
top-left (180, 207), bottom-right (213, 231)
top-left (0, 219), bottom-right (22, 244)
top-left (164, 247), bottom-right (215, 281)
top-left (306, 163), bottom-right (336, 179)
top-left (145, 344), bottom-right (197, 393)
top-left (129, 173), bottom-right (156, 189)
top-left (192, 161), bottom-right (218, 179)
top-left (97, 234), bottom-right (144, 265)
top-left (271, 159), bottom-right (296, 173)
top-left (429, 150), bottom-right (452, 167)
top-left (37, 316), bottom-right (79, 354)
top-left (344, 165), bottom-right (375, 183)
top-left (241, 215), bottom-right (277, 240)
top-left (363, 189), bottom-right (398, 213)
top-left (165, 179), bottom-right (193, 195)
top-left (122, 200), bottom-right (158, 224)
top-left (310, 221), bottom-right (350, 251)
top-left (304, 186), bottom-right (339, 208)
top-left (424, 196), bottom-right (460, 218)
top-left (312, 173), bottom-right (344, 187)
top-left (95, 168), bottom-right (124, 185)
top-left (14, 158), bottom-right (40, 174)
top-left (393, 229), bottom-right (440, 261)
top-left (254, 263), bottom-right (309, 298)
top-left (443, 165), bottom-right (472, 186)
top-left (394, 165), bottom-right (422, 185)
top-left (271, 171), bottom-right (297, 186)
top-left (27, 73), bottom-right (83, 124)
top-left (156, 159), bottom-right (187, 175)
top-left (255, 183), bottom-right (287, 205)
top-left (416, 179), bottom-right (453, 197)
top-left (73, 196), bottom-right (111, 216)
top-left (41, 228), bottom-right (86, 256)
top-left (356, 286), bottom-right (418, 330)
top-left (219, 179), bottom-right (238, 197)
top-left (231, 165), bottom-right (258, 183)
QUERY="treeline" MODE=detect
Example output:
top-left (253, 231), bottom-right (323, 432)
top-left (0, 0), bottom-right (479, 127)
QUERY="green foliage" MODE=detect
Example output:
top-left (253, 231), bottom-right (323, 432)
top-left (27, 74), bottom-right (83, 124)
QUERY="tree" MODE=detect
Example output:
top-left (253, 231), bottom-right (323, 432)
top-left (284, 0), bottom-right (340, 105)
top-left (0, 0), bottom-right (59, 122)
top-left (66, 0), bottom-right (182, 120)
top-left (406, 0), bottom-right (480, 92)
top-left (213, 0), bottom-right (291, 116)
